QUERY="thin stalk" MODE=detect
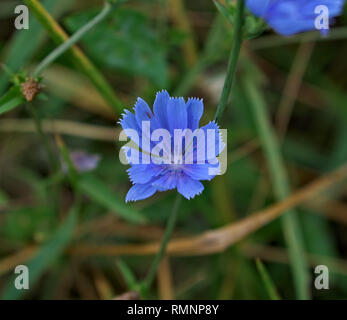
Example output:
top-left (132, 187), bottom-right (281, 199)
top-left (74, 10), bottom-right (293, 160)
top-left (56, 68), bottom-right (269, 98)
top-left (140, 0), bottom-right (245, 298)
top-left (23, 0), bottom-right (124, 113)
top-left (243, 75), bottom-right (310, 299)
top-left (26, 103), bottom-right (58, 171)
top-left (142, 194), bottom-right (182, 294)
top-left (116, 258), bottom-right (137, 290)
top-left (26, 103), bottom-right (60, 215)
top-left (255, 258), bottom-right (281, 300)
top-left (214, 0), bottom-right (244, 122)
top-left (33, 2), bottom-right (112, 77)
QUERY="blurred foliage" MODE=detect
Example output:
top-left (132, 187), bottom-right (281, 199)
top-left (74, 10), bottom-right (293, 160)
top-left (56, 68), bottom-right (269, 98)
top-left (65, 7), bottom-right (168, 87)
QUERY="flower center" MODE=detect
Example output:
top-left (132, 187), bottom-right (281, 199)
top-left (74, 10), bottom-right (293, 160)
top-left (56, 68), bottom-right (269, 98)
top-left (169, 163), bottom-right (183, 172)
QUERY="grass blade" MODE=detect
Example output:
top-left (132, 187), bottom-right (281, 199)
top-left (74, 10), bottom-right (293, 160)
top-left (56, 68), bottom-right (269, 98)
top-left (23, 0), bottom-right (124, 114)
top-left (0, 97), bottom-right (24, 115)
top-left (242, 68), bottom-right (310, 300)
top-left (79, 174), bottom-right (146, 224)
top-left (1, 205), bottom-right (78, 299)
top-left (0, 87), bottom-right (25, 115)
top-left (256, 258), bottom-right (281, 300)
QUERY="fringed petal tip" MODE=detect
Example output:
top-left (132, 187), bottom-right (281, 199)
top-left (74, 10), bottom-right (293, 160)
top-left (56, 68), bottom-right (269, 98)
top-left (177, 176), bottom-right (204, 200)
top-left (125, 182), bottom-right (157, 202)
top-left (118, 109), bottom-right (133, 126)
top-left (156, 89), bottom-right (169, 97)
top-left (209, 120), bottom-right (219, 128)
top-left (169, 96), bottom-right (186, 103)
top-left (180, 189), bottom-right (203, 200)
top-left (187, 97), bottom-right (203, 103)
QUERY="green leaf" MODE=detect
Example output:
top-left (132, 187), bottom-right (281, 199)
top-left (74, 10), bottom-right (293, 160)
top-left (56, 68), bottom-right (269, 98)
top-left (0, 97), bottom-right (23, 115)
top-left (244, 15), bottom-right (267, 40)
top-left (116, 258), bottom-right (138, 289)
top-left (0, 189), bottom-right (9, 206)
top-left (0, 86), bottom-right (25, 115)
top-left (213, 0), bottom-right (266, 40)
top-left (64, 8), bottom-right (168, 87)
top-left (1, 206), bottom-right (52, 243)
top-left (79, 174), bottom-right (146, 224)
top-left (1, 206), bottom-right (78, 300)
top-left (255, 259), bottom-right (281, 300)
top-left (213, 0), bottom-right (235, 25)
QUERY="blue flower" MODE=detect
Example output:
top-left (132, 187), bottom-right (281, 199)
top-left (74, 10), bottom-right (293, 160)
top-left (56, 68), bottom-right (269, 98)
top-left (246, 0), bottom-right (346, 35)
top-left (119, 90), bottom-right (225, 202)
top-left (61, 150), bottom-right (100, 173)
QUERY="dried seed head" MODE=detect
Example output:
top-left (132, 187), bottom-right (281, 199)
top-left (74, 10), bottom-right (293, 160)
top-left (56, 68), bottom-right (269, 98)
top-left (21, 78), bottom-right (41, 102)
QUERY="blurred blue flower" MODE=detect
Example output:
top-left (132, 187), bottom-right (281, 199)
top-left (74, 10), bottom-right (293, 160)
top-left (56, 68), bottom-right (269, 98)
top-left (246, 0), bottom-right (346, 35)
top-left (119, 90), bottom-right (224, 202)
top-left (62, 150), bottom-right (101, 173)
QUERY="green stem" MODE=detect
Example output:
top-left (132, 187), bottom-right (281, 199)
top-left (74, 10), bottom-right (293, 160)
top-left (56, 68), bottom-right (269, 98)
top-left (139, 0), bottom-right (245, 299)
top-left (214, 0), bottom-right (244, 122)
top-left (142, 194), bottom-right (182, 294)
top-left (26, 103), bottom-right (60, 214)
top-left (23, 0), bottom-right (124, 114)
top-left (33, 2), bottom-right (112, 77)
top-left (26, 103), bottom-right (58, 171)
top-left (256, 258), bottom-right (281, 300)
top-left (242, 75), bottom-right (310, 300)
top-left (116, 258), bottom-right (138, 290)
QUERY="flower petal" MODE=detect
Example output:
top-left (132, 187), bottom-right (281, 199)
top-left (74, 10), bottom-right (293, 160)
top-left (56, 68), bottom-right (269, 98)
top-left (167, 97), bottom-right (187, 134)
top-left (200, 121), bottom-right (225, 159)
top-left (177, 174), bottom-right (204, 199)
top-left (119, 109), bottom-right (140, 134)
top-left (127, 164), bottom-right (165, 184)
top-left (152, 171), bottom-right (178, 191)
top-left (247, 0), bottom-right (346, 36)
top-left (153, 90), bottom-right (170, 130)
top-left (246, 0), bottom-right (271, 17)
top-left (125, 182), bottom-right (157, 202)
top-left (182, 163), bottom-right (216, 181)
top-left (134, 98), bottom-right (153, 128)
top-left (186, 98), bottom-right (203, 130)
top-left (67, 151), bottom-right (100, 172)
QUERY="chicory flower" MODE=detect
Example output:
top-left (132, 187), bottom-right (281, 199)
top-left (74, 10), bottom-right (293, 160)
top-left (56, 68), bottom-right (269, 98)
top-left (62, 150), bottom-right (101, 173)
top-left (246, 0), bottom-right (346, 35)
top-left (119, 90), bottom-right (225, 202)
